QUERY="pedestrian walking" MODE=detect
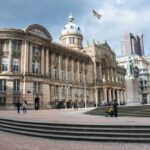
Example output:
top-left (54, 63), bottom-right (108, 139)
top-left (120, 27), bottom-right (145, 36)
top-left (16, 101), bottom-right (22, 114)
top-left (22, 100), bottom-right (28, 114)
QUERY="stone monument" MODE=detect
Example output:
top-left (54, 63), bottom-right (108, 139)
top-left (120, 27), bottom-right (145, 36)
top-left (125, 57), bottom-right (141, 105)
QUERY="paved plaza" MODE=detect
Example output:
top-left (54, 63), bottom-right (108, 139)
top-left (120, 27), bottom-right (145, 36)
top-left (0, 108), bottom-right (150, 150)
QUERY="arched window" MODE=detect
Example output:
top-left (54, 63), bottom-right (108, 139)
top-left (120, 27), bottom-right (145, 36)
top-left (2, 58), bottom-right (8, 71)
top-left (13, 58), bottom-right (19, 72)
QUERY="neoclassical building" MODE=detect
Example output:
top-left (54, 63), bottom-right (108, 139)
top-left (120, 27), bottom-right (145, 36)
top-left (0, 14), bottom-right (126, 109)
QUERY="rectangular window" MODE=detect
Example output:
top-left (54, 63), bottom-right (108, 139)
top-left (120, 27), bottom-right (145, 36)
top-left (0, 97), bottom-right (6, 106)
top-left (32, 63), bottom-right (35, 73)
top-left (69, 87), bottom-right (72, 96)
top-left (52, 68), bottom-right (57, 79)
top-left (13, 64), bottom-right (19, 72)
top-left (13, 80), bottom-right (20, 92)
top-left (54, 85), bottom-right (59, 96)
top-left (32, 46), bottom-right (40, 56)
top-left (13, 42), bottom-right (20, 53)
top-left (32, 61), bottom-right (39, 74)
top-left (2, 58), bottom-right (8, 71)
top-left (69, 37), bottom-right (74, 44)
top-left (0, 79), bottom-right (6, 91)
top-left (13, 59), bottom-right (19, 72)
top-left (33, 82), bottom-right (41, 92)
top-left (61, 70), bottom-right (64, 80)
top-left (62, 86), bottom-right (65, 96)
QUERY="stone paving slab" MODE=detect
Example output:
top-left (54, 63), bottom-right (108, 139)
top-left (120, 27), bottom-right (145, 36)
top-left (0, 131), bottom-right (150, 150)
top-left (0, 108), bottom-right (150, 125)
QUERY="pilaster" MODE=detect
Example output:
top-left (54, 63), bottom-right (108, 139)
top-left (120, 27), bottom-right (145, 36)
top-left (41, 47), bottom-right (45, 75)
top-left (29, 43), bottom-right (32, 73)
top-left (45, 48), bottom-right (49, 75)
top-left (8, 40), bottom-right (13, 72)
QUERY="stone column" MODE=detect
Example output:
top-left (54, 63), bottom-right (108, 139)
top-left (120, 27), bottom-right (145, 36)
top-left (71, 59), bottom-right (74, 81)
top-left (99, 64), bottom-right (102, 81)
top-left (50, 53), bottom-right (55, 79)
top-left (110, 68), bottom-right (113, 82)
top-left (114, 69), bottom-right (116, 82)
top-left (103, 87), bottom-right (107, 104)
top-left (20, 41), bottom-right (24, 74)
top-left (117, 89), bottom-right (120, 103)
top-left (123, 90), bottom-right (126, 104)
top-left (94, 62), bottom-right (97, 83)
top-left (120, 90), bottom-right (124, 104)
top-left (45, 48), bottom-right (49, 76)
top-left (65, 57), bottom-right (68, 81)
top-left (66, 86), bottom-right (68, 102)
top-left (118, 74), bottom-right (121, 83)
top-left (58, 55), bottom-right (61, 80)
top-left (116, 72), bottom-right (118, 82)
top-left (108, 89), bottom-right (112, 104)
top-left (8, 40), bottom-right (13, 72)
top-left (107, 68), bottom-right (110, 82)
top-left (29, 43), bottom-right (32, 73)
top-left (58, 86), bottom-right (62, 101)
top-left (41, 47), bottom-right (45, 75)
top-left (24, 40), bottom-right (29, 73)
top-left (72, 87), bottom-right (75, 103)
top-left (77, 61), bottom-right (80, 82)
top-left (83, 63), bottom-right (85, 83)
top-left (113, 89), bottom-right (116, 100)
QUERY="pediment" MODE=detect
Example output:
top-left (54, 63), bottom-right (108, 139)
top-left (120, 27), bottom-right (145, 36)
top-left (25, 24), bottom-right (52, 40)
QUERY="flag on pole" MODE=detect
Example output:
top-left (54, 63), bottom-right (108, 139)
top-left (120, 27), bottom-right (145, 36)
top-left (93, 10), bottom-right (102, 19)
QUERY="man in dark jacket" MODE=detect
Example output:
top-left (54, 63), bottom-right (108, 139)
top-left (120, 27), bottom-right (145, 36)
top-left (113, 99), bottom-right (118, 117)
top-left (16, 101), bottom-right (22, 114)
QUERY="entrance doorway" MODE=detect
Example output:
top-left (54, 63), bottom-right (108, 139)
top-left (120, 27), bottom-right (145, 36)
top-left (35, 97), bottom-right (40, 110)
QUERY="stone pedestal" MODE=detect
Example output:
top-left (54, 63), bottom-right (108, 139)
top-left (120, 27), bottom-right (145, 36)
top-left (126, 78), bottom-right (140, 105)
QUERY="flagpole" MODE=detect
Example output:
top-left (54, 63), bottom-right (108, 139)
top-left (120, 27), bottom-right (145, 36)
top-left (91, 9), bottom-right (95, 42)
top-left (91, 9), bottom-right (102, 107)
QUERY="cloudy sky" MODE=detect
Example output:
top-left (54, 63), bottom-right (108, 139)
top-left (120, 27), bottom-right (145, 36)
top-left (0, 0), bottom-right (150, 56)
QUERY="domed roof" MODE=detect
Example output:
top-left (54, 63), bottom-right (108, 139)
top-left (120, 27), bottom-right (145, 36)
top-left (61, 13), bottom-right (82, 36)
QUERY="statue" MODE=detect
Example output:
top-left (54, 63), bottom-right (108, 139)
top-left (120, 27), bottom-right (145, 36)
top-left (126, 57), bottom-right (134, 77)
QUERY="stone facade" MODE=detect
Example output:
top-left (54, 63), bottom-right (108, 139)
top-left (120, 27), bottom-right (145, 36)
top-left (0, 17), bottom-right (126, 109)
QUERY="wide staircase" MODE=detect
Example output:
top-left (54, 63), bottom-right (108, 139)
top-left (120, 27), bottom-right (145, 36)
top-left (86, 105), bottom-right (150, 117)
top-left (0, 118), bottom-right (150, 143)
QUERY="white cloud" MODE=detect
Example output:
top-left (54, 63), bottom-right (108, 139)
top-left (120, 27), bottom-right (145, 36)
top-left (115, 0), bottom-right (124, 5)
top-left (77, 0), bottom-right (150, 56)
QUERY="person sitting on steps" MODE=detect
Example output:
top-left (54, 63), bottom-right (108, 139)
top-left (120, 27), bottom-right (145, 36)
top-left (105, 107), bottom-right (114, 117)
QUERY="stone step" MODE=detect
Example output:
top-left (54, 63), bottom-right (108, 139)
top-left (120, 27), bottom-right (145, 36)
top-left (87, 105), bottom-right (150, 117)
top-left (1, 126), bottom-right (150, 143)
top-left (1, 118), bottom-right (150, 143)
top-left (1, 123), bottom-right (150, 138)
top-left (1, 118), bottom-right (150, 130)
